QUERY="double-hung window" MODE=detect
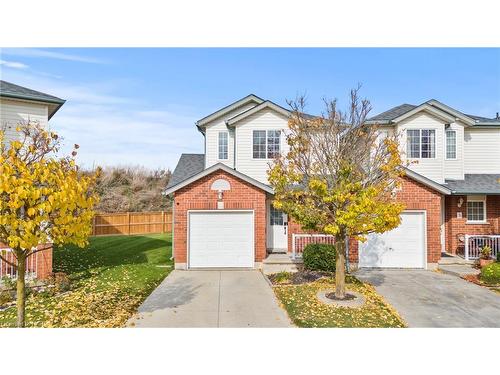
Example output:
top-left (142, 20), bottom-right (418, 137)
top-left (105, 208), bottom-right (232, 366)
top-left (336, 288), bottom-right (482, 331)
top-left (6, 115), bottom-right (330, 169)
top-left (218, 131), bottom-right (228, 160)
top-left (407, 129), bottom-right (436, 158)
top-left (253, 130), bottom-right (280, 159)
top-left (446, 130), bottom-right (457, 159)
top-left (467, 196), bottom-right (486, 223)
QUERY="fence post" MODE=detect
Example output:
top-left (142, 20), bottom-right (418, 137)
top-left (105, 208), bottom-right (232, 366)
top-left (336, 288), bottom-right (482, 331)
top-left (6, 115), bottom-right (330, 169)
top-left (162, 211), bottom-right (166, 233)
top-left (92, 215), bottom-right (96, 236)
top-left (464, 234), bottom-right (469, 261)
top-left (292, 234), bottom-right (296, 259)
top-left (127, 212), bottom-right (131, 235)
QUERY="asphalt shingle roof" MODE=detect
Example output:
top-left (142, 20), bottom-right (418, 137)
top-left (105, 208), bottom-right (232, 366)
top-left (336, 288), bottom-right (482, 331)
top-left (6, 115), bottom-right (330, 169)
top-left (444, 174), bottom-right (500, 194)
top-left (0, 80), bottom-right (65, 104)
top-left (367, 104), bottom-right (417, 121)
top-left (166, 153), bottom-right (205, 189)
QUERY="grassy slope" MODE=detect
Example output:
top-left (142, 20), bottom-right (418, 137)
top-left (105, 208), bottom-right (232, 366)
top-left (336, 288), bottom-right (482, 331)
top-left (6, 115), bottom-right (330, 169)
top-left (0, 234), bottom-right (172, 328)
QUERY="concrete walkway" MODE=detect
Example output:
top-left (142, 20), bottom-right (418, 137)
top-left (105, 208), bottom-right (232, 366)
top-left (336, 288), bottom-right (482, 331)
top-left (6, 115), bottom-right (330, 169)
top-left (128, 270), bottom-right (292, 327)
top-left (355, 269), bottom-right (500, 327)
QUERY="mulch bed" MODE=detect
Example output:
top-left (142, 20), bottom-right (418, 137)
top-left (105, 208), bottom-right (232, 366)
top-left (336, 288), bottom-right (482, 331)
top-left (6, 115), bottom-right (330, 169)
top-left (268, 270), bottom-right (333, 285)
top-left (462, 274), bottom-right (500, 288)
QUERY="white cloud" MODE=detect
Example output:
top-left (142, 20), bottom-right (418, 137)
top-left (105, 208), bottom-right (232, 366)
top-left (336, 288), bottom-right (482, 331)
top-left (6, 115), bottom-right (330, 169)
top-left (1, 69), bottom-right (203, 170)
top-left (0, 59), bottom-right (28, 69)
top-left (1, 48), bottom-right (107, 64)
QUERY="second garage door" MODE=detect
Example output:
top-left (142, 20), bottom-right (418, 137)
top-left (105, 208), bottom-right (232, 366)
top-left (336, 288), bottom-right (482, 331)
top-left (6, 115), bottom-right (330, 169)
top-left (188, 211), bottom-right (254, 268)
top-left (359, 211), bottom-right (426, 269)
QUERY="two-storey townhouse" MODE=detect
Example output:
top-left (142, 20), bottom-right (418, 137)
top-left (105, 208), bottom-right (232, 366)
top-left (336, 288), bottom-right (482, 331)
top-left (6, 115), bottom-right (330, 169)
top-left (165, 95), bottom-right (500, 271)
top-left (0, 80), bottom-right (66, 279)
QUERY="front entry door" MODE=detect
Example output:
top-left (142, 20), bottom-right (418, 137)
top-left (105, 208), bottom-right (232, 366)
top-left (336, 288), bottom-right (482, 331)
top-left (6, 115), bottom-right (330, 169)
top-left (267, 203), bottom-right (288, 252)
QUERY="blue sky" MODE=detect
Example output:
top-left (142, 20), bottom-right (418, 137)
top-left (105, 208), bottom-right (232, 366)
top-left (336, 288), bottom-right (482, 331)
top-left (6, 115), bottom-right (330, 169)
top-left (1, 48), bottom-right (499, 170)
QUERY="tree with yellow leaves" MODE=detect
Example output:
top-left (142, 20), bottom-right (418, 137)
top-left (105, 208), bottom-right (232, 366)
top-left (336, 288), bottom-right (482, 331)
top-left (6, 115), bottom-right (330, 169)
top-left (0, 122), bottom-right (99, 327)
top-left (268, 87), bottom-right (406, 300)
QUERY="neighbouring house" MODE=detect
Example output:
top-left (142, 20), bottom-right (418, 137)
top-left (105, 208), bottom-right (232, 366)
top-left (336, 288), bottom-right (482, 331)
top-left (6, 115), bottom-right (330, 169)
top-left (0, 80), bottom-right (66, 280)
top-left (165, 94), bottom-right (500, 272)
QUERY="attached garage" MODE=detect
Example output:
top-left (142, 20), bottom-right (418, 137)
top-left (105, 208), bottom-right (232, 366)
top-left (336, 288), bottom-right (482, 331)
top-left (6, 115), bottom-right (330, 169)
top-left (188, 210), bottom-right (255, 268)
top-left (359, 211), bottom-right (427, 269)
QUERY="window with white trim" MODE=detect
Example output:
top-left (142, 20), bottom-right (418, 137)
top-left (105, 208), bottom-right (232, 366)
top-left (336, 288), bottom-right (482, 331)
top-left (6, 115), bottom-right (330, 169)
top-left (467, 196), bottom-right (486, 223)
top-left (407, 129), bottom-right (436, 158)
top-left (218, 131), bottom-right (228, 160)
top-left (446, 130), bottom-right (456, 159)
top-left (253, 130), bottom-right (280, 159)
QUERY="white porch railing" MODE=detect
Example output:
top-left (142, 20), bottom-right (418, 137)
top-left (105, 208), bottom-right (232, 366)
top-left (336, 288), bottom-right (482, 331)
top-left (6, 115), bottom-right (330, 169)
top-left (0, 248), bottom-right (38, 280)
top-left (464, 235), bottom-right (500, 260)
top-left (292, 234), bottom-right (335, 259)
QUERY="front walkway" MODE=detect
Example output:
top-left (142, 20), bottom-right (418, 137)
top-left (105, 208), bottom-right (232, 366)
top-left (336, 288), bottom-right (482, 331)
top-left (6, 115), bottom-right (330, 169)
top-left (355, 269), bottom-right (500, 327)
top-left (127, 270), bottom-right (292, 327)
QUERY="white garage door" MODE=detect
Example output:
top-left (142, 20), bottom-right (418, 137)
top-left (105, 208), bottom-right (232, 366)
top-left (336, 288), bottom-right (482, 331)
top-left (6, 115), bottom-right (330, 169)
top-left (359, 211), bottom-right (426, 269)
top-left (188, 211), bottom-right (254, 268)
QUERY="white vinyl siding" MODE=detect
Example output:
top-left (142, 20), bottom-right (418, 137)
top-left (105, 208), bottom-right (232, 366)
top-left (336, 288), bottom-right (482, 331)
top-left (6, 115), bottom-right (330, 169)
top-left (443, 122), bottom-right (464, 180)
top-left (235, 108), bottom-right (290, 184)
top-left (0, 98), bottom-right (49, 145)
top-left (398, 112), bottom-right (446, 183)
top-left (204, 102), bottom-right (257, 168)
top-left (464, 128), bottom-right (500, 174)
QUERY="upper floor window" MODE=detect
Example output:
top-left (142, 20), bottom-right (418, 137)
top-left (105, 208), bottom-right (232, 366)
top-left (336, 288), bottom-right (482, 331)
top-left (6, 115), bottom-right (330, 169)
top-left (253, 130), bottom-right (280, 159)
top-left (446, 130), bottom-right (456, 159)
top-left (218, 131), bottom-right (228, 160)
top-left (467, 196), bottom-right (486, 223)
top-left (407, 129), bottom-right (435, 158)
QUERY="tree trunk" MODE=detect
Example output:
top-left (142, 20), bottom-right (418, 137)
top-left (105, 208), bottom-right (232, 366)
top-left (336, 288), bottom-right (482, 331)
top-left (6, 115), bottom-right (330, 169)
top-left (335, 235), bottom-right (346, 299)
top-left (16, 254), bottom-right (26, 328)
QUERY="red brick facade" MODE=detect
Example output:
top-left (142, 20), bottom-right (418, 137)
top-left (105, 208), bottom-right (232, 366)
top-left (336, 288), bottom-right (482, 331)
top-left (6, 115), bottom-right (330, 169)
top-left (172, 169), bottom-right (267, 267)
top-left (0, 243), bottom-right (53, 280)
top-left (445, 195), bottom-right (500, 255)
top-left (172, 168), bottom-right (500, 269)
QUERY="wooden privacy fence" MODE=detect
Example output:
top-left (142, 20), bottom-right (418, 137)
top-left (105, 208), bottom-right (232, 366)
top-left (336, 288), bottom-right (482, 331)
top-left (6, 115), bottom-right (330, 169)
top-left (92, 211), bottom-right (172, 236)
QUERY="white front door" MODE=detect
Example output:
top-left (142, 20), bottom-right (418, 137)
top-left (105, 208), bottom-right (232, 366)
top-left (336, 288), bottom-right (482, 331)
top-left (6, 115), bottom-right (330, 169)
top-left (267, 202), bottom-right (288, 252)
top-left (359, 211), bottom-right (426, 269)
top-left (188, 211), bottom-right (254, 268)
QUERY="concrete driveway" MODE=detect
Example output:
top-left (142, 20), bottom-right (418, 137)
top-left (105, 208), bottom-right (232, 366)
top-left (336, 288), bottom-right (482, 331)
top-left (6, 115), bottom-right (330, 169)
top-left (128, 270), bottom-right (292, 327)
top-left (355, 269), bottom-right (500, 327)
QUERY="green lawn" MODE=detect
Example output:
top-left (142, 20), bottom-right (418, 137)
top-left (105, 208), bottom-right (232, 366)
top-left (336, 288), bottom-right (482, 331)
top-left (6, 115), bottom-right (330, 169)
top-left (0, 234), bottom-right (172, 328)
top-left (274, 276), bottom-right (406, 328)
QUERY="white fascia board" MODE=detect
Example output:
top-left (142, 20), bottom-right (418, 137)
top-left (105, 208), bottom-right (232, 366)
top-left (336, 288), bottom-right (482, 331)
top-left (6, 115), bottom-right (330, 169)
top-left (393, 103), bottom-right (457, 124)
top-left (226, 101), bottom-right (290, 126)
top-left (164, 163), bottom-right (274, 195)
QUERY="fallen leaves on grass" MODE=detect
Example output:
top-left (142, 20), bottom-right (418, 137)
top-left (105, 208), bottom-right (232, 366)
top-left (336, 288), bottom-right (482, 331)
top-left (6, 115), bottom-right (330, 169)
top-left (274, 277), bottom-right (406, 328)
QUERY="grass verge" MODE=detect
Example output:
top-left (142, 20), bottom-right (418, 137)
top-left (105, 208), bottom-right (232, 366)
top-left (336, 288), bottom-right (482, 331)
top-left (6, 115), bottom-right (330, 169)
top-left (273, 276), bottom-right (406, 328)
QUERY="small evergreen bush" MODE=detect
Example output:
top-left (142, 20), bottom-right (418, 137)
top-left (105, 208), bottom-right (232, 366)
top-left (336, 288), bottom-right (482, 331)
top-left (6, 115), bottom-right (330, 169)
top-left (302, 243), bottom-right (336, 272)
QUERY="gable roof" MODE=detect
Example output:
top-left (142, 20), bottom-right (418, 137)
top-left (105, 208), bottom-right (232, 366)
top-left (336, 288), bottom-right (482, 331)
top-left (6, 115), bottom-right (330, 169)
top-left (225, 100), bottom-right (291, 126)
top-left (366, 99), bottom-right (500, 127)
top-left (444, 174), bottom-right (500, 195)
top-left (164, 161), bottom-right (274, 195)
top-left (196, 94), bottom-right (264, 129)
top-left (0, 80), bottom-right (65, 119)
top-left (403, 168), bottom-right (452, 195)
top-left (166, 153), bottom-right (205, 189)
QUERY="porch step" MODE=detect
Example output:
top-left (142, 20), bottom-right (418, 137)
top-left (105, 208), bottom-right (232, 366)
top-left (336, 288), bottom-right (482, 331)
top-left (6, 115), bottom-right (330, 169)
top-left (438, 264), bottom-right (480, 278)
top-left (262, 254), bottom-right (303, 275)
top-left (438, 253), bottom-right (475, 265)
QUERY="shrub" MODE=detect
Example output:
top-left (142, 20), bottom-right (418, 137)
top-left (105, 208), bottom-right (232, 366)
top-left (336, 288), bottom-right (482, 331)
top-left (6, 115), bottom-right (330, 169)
top-left (273, 271), bottom-right (292, 284)
top-left (47, 272), bottom-right (72, 293)
top-left (0, 290), bottom-right (13, 306)
top-left (303, 243), bottom-right (336, 272)
top-left (480, 246), bottom-right (492, 260)
top-left (480, 262), bottom-right (500, 285)
top-left (497, 251), bottom-right (500, 263)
